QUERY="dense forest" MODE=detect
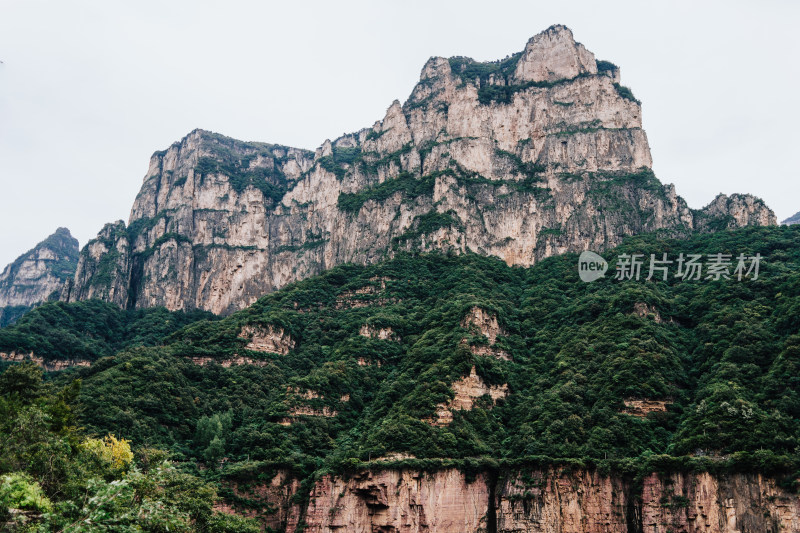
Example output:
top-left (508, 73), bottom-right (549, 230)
top-left (1, 225), bottom-right (799, 529)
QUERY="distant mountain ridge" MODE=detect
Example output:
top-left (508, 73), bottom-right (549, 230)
top-left (61, 24), bottom-right (776, 314)
top-left (0, 227), bottom-right (79, 326)
top-left (782, 210), bottom-right (800, 225)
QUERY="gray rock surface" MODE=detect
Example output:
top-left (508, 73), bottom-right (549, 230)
top-left (0, 228), bottom-right (79, 325)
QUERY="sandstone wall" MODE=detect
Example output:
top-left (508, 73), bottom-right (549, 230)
top-left (228, 467), bottom-right (799, 533)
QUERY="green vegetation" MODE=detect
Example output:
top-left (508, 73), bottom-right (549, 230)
top-left (0, 362), bottom-right (259, 531)
top-left (337, 170), bottom-right (446, 214)
top-left (365, 129), bottom-right (387, 142)
top-left (196, 155), bottom-right (288, 204)
top-left (192, 133), bottom-right (309, 205)
top-left (447, 53), bottom-right (566, 106)
top-left (317, 146), bottom-right (363, 180)
top-left (614, 83), bottom-right (641, 104)
top-left (337, 150), bottom-right (551, 216)
top-left (596, 60), bottom-right (618, 73)
top-left (448, 54), bottom-right (522, 84)
top-left (449, 55), bottom-right (637, 107)
top-left (0, 306), bottom-right (32, 329)
top-left (2, 225), bottom-right (800, 525)
top-left (552, 119), bottom-right (605, 137)
top-left (393, 210), bottom-right (462, 245)
top-left (494, 149), bottom-right (546, 178)
top-left (0, 300), bottom-right (217, 362)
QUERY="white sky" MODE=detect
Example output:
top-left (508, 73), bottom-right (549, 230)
top-left (1, 0), bottom-right (798, 268)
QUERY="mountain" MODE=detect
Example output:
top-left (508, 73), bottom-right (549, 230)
top-left (63, 25), bottom-right (775, 315)
top-left (0, 228), bottom-right (79, 327)
top-left (2, 224), bottom-right (800, 530)
top-left (782, 210), bottom-right (800, 225)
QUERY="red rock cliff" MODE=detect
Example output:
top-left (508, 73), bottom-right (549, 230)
top-left (219, 467), bottom-right (800, 532)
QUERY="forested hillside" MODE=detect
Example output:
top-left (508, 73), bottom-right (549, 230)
top-left (2, 225), bottom-right (799, 529)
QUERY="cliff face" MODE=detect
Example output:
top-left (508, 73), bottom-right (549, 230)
top-left (0, 228), bottom-right (79, 326)
top-left (220, 467), bottom-right (800, 533)
top-left (66, 25), bottom-right (776, 314)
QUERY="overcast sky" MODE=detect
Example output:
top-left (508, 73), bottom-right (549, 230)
top-left (1, 0), bottom-right (798, 268)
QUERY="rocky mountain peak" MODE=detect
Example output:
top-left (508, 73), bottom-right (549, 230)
top-left (695, 193), bottom-right (777, 230)
top-left (513, 24), bottom-right (598, 83)
top-left (61, 25), bottom-right (776, 314)
top-left (419, 57), bottom-right (452, 81)
top-left (0, 228), bottom-right (79, 325)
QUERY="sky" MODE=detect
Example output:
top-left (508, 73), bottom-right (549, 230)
top-left (1, 0), bottom-right (798, 267)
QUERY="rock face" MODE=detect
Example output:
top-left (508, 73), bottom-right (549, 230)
top-left (359, 324), bottom-right (398, 340)
top-left (695, 193), bottom-right (777, 230)
top-left (461, 306), bottom-right (511, 360)
top-left (0, 351), bottom-right (90, 372)
top-left (0, 228), bottom-right (79, 326)
top-left (230, 467), bottom-right (800, 533)
top-left (215, 469), bottom-right (302, 532)
top-left (621, 398), bottom-right (670, 417)
top-left (65, 25), bottom-right (776, 314)
top-left (425, 366), bottom-right (509, 426)
top-left (239, 325), bottom-right (295, 354)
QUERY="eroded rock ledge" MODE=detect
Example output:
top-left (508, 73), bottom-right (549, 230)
top-left (239, 325), bottom-right (295, 355)
top-left (424, 366), bottom-right (509, 426)
top-left (0, 351), bottom-right (90, 372)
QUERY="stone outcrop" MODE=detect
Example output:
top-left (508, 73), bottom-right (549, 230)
top-left (461, 306), bottom-right (511, 360)
top-left (232, 467), bottom-right (800, 533)
top-left (64, 25), bottom-right (776, 314)
top-left (0, 351), bottom-right (90, 372)
top-left (286, 405), bottom-right (337, 418)
top-left (633, 302), bottom-right (663, 323)
top-left (359, 324), bottom-right (398, 341)
top-left (424, 366), bottom-right (508, 426)
top-left (695, 194), bottom-right (777, 230)
top-left (512, 24), bottom-right (598, 83)
top-left (239, 325), bottom-right (295, 355)
top-left (622, 398), bottom-right (670, 417)
top-left (187, 356), bottom-right (269, 367)
top-left (0, 228), bottom-right (79, 326)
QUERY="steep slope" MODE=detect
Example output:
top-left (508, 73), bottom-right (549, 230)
top-left (0, 228), bottom-right (79, 326)
top-left (65, 25), bottom-right (775, 314)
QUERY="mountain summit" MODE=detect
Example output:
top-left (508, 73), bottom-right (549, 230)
top-left (0, 227), bottom-right (79, 325)
top-left (63, 25), bottom-right (775, 314)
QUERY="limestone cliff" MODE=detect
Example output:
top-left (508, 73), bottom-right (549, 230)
top-left (217, 466), bottom-right (800, 533)
top-left (66, 25), bottom-right (776, 314)
top-left (0, 228), bottom-right (79, 326)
